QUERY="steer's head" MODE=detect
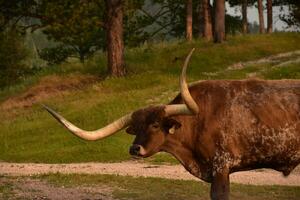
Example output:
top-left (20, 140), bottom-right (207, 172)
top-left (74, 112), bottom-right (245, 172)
top-left (43, 49), bottom-right (198, 158)
top-left (127, 106), bottom-right (181, 157)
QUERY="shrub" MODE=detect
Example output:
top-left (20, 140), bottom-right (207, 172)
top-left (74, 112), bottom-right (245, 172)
top-left (0, 30), bottom-right (30, 88)
top-left (39, 45), bottom-right (74, 65)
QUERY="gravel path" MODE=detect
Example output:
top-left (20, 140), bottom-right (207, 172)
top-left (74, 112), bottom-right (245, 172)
top-left (1, 161), bottom-right (299, 186)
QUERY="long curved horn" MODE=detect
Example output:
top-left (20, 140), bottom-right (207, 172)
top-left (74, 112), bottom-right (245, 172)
top-left (180, 48), bottom-right (199, 114)
top-left (42, 104), bottom-right (132, 141)
top-left (164, 104), bottom-right (192, 116)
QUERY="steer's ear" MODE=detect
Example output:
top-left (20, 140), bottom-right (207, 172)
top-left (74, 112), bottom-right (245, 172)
top-left (162, 118), bottom-right (181, 134)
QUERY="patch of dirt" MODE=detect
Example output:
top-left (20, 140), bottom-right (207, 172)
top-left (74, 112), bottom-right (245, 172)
top-left (0, 176), bottom-right (114, 200)
top-left (146, 89), bottom-right (178, 104)
top-left (227, 50), bottom-right (300, 70)
top-left (0, 161), bottom-right (299, 186)
top-left (272, 57), bottom-right (300, 68)
top-left (0, 74), bottom-right (98, 111)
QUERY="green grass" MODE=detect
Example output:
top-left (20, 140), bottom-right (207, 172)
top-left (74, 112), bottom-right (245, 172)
top-left (0, 175), bottom-right (15, 199)
top-left (262, 63), bottom-right (300, 79)
top-left (0, 32), bottom-right (300, 163)
top-left (35, 173), bottom-right (300, 200)
top-left (1, 173), bottom-right (299, 200)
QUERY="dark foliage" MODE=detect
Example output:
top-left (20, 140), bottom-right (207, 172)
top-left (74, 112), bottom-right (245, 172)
top-left (38, 45), bottom-right (74, 65)
top-left (276, 0), bottom-right (300, 28)
top-left (0, 30), bottom-right (29, 88)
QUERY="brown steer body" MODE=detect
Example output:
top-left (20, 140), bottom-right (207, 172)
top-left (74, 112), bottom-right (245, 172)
top-left (128, 79), bottom-right (300, 200)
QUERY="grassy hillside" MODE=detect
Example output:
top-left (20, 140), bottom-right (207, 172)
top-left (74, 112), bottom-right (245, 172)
top-left (0, 33), bottom-right (300, 163)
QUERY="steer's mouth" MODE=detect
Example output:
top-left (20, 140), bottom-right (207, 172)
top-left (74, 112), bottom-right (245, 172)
top-left (129, 144), bottom-right (153, 158)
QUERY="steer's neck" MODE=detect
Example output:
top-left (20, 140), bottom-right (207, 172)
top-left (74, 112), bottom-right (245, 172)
top-left (161, 118), bottom-right (212, 182)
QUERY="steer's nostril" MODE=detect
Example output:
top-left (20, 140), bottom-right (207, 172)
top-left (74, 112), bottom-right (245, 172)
top-left (136, 145), bottom-right (140, 151)
top-left (130, 145), bottom-right (141, 155)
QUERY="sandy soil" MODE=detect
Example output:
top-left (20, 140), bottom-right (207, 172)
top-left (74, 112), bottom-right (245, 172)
top-left (0, 176), bottom-right (114, 200)
top-left (0, 74), bottom-right (98, 111)
top-left (1, 161), bottom-right (299, 186)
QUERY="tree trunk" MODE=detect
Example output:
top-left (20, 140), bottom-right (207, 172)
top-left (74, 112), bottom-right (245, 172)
top-left (257, 0), bottom-right (265, 33)
top-left (242, 0), bottom-right (248, 34)
top-left (213, 0), bottom-right (225, 43)
top-left (186, 0), bottom-right (193, 41)
top-left (105, 0), bottom-right (126, 77)
top-left (79, 54), bottom-right (85, 63)
top-left (267, 0), bottom-right (273, 33)
top-left (196, 0), bottom-right (204, 38)
top-left (203, 0), bottom-right (213, 40)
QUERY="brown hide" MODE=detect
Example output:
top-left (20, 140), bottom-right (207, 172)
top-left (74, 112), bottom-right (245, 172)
top-left (165, 79), bottom-right (300, 181)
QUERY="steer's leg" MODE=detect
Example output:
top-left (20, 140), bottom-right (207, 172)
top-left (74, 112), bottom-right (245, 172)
top-left (210, 168), bottom-right (230, 200)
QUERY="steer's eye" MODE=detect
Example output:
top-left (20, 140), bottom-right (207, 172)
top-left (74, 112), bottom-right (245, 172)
top-left (152, 123), bottom-right (160, 129)
top-left (126, 127), bottom-right (136, 135)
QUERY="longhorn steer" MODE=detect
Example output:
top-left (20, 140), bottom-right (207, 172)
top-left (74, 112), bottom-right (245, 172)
top-left (44, 49), bottom-right (300, 200)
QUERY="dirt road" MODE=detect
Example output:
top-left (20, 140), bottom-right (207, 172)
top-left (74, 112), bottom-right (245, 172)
top-left (1, 161), bottom-right (299, 186)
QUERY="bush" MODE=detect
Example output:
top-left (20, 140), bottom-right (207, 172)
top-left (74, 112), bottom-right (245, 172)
top-left (0, 30), bottom-right (30, 88)
top-left (39, 45), bottom-right (74, 65)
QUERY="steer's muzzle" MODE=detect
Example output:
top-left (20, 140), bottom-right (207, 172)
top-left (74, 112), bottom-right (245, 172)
top-left (129, 144), bottom-right (142, 156)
